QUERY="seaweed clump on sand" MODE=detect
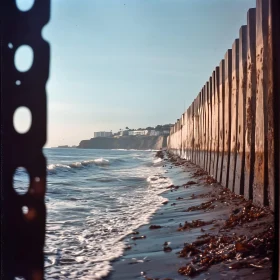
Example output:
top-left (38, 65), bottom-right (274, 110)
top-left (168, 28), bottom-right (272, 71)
top-left (205, 175), bottom-right (216, 185)
top-left (185, 199), bottom-right (216, 212)
top-left (182, 181), bottom-right (197, 187)
top-left (177, 225), bottom-right (274, 276)
top-left (177, 199), bottom-right (274, 277)
top-left (177, 220), bottom-right (214, 231)
top-left (191, 169), bottom-right (208, 178)
top-left (220, 200), bottom-right (270, 230)
top-left (190, 191), bottom-right (214, 199)
top-left (144, 277), bottom-right (174, 280)
top-left (149, 225), bottom-right (162, 230)
top-left (189, 186), bottom-right (245, 204)
top-left (155, 150), bottom-right (164, 159)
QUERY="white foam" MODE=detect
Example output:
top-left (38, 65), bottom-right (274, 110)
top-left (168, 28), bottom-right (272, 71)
top-left (93, 158), bottom-right (110, 165)
top-left (47, 158), bottom-right (110, 173)
top-left (48, 163), bottom-right (71, 170)
top-left (44, 152), bottom-right (172, 279)
top-left (153, 157), bottom-right (163, 165)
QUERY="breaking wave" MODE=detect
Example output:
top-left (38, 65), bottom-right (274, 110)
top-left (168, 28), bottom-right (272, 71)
top-left (14, 148), bottom-right (172, 279)
top-left (47, 158), bottom-right (110, 174)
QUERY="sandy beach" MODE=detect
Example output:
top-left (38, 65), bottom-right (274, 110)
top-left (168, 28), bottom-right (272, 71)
top-left (105, 151), bottom-right (274, 280)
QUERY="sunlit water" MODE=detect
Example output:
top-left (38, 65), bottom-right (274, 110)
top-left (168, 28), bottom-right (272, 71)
top-left (14, 148), bottom-right (172, 279)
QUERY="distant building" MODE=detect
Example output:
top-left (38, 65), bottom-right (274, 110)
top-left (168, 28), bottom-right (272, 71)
top-left (120, 130), bottom-right (129, 136)
top-left (163, 130), bottom-right (170, 135)
top-left (128, 130), bottom-right (149, 136)
top-left (94, 131), bottom-right (113, 138)
top-left (149, 130), bottom-right (160, 136)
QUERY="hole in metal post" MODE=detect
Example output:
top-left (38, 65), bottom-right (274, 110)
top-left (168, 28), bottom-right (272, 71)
top-left (15, 80), bottom-right (21, 85)
top-left (22, 206), bottom-right (29, 215)
top-left (14, 45), bottom-right (34, 72)
top-left (15, 0), bottom-right (35, 12)
top-left (13, 167), bottom-right (30, 195)
top-left (13, 106), bottom-right (32, 134)
top-left (8, 43), bottom-right (13, 49)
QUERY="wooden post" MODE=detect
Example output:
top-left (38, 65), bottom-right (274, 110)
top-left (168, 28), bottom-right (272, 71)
top-left (235, 25), bottom-right (247, 195)
top-left (208, 77), bottom-right (213, 174)
top-left (267, 0), bottom-right (274, 211)
top-left (191, 102), bottom-right (195, 161)
top-left (217, 60), bottom-right (225, 183)
top-left (210, 71), bottom-right (216, 176)
top-left (201, 87), bottom-right (205, 168)
top-left (205, 82), bottom-right (209, 171)
top-left (254, 0), bottom-right (271, 207)
top-left (203, 84), bottom-right (207, 169)
top-left (244, 8), bottom-right (256, 200)
top-left (228, 39), bottom-right (239, 191)
top-left (197, 92), bottom-right (202, 166)
top-left (193, 98), bottom-right (197, 163)
top-left (214, 67), bottom-right (220, 181)
top-left (187, 107), bottom-right (191, 160)
top-left (221, 50), bottom-right (232, 188)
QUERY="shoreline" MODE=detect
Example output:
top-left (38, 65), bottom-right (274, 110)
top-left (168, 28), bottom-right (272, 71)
top-left (105, 151), bottom-right (274, 280)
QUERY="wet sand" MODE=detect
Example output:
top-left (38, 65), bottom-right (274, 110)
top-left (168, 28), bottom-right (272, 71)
top-left (105, 152), bottom-right (274, 280)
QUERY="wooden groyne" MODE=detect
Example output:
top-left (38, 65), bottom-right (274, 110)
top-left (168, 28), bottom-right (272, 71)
top-left (167, 0), bottom-right (275, 211)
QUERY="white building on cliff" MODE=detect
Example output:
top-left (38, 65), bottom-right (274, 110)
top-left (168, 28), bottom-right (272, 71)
top-left (128, 130), bottom-right (149, 136)
top-left (149, 130), bottom-right (160, 136)
top-left (94, 131), bottom-right (112, 138)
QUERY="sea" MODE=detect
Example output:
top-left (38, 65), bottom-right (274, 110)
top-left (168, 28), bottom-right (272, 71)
top-left (14, 148), bottom-right (172, 279)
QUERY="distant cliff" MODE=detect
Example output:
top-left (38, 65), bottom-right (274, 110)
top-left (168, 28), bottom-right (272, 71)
top-left (78, 136), bottom-right (167, 150)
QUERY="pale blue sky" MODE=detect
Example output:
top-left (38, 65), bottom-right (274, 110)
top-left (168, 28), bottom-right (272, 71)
top-left (29, 0), bottom-right (255, 147)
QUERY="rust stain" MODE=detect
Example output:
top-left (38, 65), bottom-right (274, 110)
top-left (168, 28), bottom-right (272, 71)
top-left (245, 152), bottom-right (251, 173)
top-left (246, 96), bottom-right (253, 146)
top-left (32, 270), bottom-right (43, 280)
top-left (30, 178), bottom-right (46, 198)
top-left (254, 152), bottom-right (264, 184)
top-left (237, 141), bottom-right (240, 152)
top-left (24, 208), bottom-right (37, 221)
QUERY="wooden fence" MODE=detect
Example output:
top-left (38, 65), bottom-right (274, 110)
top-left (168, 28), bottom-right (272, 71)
top-left (168, 0), bottom-right (274, 210)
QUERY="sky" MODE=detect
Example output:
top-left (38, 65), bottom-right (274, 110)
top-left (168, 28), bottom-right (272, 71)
top-left (15, 0), bottom-right (256, 147)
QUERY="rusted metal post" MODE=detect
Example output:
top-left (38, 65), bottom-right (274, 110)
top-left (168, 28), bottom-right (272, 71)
top-left (2, 1), bottom-right (50, 279)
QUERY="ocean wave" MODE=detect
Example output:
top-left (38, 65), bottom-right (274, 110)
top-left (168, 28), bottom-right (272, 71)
top-left (95, 177), bottom-right (121, 183)
top-left (47, 158), bottom-right (110, 174)
top-left (147, 174), bottom-right (172, 195)
top-left (153, 158), bottom-right (163, 165)
top-left (48, 163), bottom-right (71, 171)
top-left (141, 157), bottom-right (163, 168)
top-left (43, 149), bottom-right (172, 279)
top-left (45, 172), bottom-right (171, 279)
